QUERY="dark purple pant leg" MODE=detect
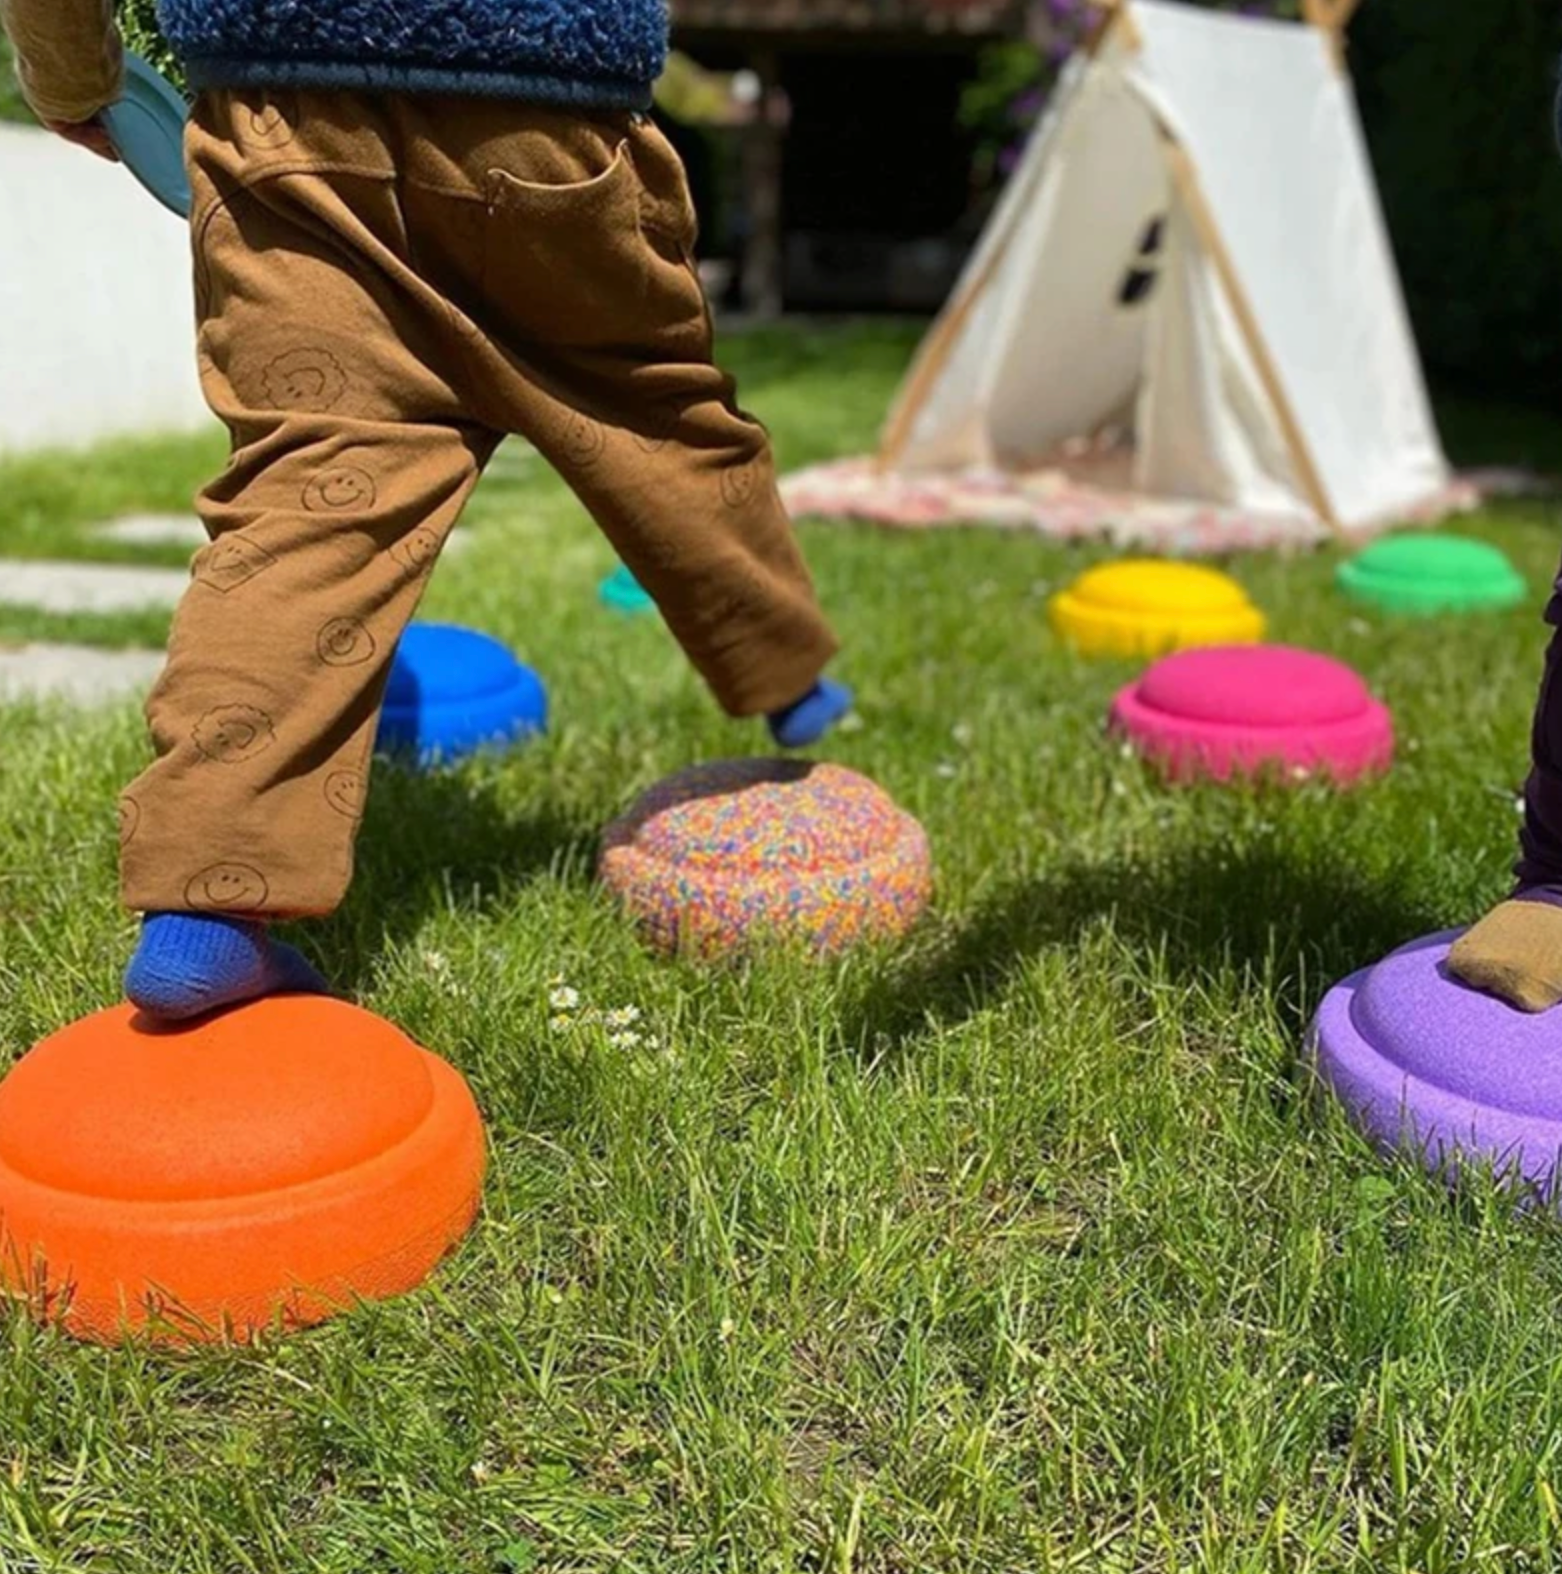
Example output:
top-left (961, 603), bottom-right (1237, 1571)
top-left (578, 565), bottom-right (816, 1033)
top-left (1510, 81), bottom-right (1562, 903)
top-left (1516, 586), bottom-right (1562, 897)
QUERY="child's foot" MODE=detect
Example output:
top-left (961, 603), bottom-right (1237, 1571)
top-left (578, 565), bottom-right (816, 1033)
top-left (767, 678), bottom-right (854, 749)
top-left (1446, 894), bottom-right (1562, 1012)
top-left (125, 912), bottom-right (329, 1022)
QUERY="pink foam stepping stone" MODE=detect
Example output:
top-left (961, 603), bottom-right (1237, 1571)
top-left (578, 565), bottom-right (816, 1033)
top-left (1309, 931), bottom-right (1562, 1200)
top-left (1109, 645), bottom-right (1393, 784)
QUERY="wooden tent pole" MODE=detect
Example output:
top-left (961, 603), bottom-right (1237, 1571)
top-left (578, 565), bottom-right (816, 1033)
top-left (878, 225), bottom-right (1020, 471)
top-left (1302, 0), bottom-right (1364, 69)
top-left (1162, 138), bottom-right (1341, 532)
top-left (880, 3), bottom-right (1138, 470)
top-left (1084, 0), bottom-right (1131, 57)
top-left (1303, 0), bottom-right (1364, 26)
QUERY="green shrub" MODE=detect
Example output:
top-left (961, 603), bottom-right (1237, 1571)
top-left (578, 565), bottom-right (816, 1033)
top-left (1351, 0), bottom-right (1562, 397)
top-left (0, 29), bottom-right (31, 123)
top-left (115, 0), bottom-right (182, 85)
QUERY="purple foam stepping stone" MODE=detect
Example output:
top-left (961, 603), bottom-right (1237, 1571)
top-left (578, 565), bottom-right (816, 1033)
top-left (1309, 930), bottom-right (1562, 1197)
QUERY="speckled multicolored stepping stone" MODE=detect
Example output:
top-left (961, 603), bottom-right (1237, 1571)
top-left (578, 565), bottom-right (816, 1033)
top-left (600, 758), bottom-right (932, 959)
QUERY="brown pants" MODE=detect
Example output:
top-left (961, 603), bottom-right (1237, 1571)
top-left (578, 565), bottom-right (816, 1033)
top-left (119, 89), bottom-right (838, 919)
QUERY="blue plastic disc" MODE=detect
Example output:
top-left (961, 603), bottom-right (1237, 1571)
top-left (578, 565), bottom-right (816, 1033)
top-left (377, 623), bottom-right (547, 766)
top-left (101, 51), bottom-right (192, 219)
top-left (599, 563), bottom-right (656, 616)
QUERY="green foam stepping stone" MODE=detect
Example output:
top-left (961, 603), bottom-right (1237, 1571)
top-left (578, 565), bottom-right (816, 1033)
top-left (1336, 533), bottom-right (1527, 615)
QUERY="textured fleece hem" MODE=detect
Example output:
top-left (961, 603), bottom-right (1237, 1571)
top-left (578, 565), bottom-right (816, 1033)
top-left (184, 56), bottom-right (654, 110)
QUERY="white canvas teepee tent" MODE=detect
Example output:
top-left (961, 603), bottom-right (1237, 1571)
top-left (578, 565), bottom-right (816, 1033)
top-left (880, 0), bottom-right (1451, 533)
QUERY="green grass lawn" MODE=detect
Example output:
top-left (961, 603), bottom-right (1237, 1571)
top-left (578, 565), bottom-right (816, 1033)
top-left (7, 324), bottom-right (1562, 1571)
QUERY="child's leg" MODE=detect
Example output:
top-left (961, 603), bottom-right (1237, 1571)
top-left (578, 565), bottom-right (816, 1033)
top-left (122, 92), bottom-right (497, 1014)
top-left (459, 108), bottom-right (842, 723)
top-left (1448, 603), bottom-right (1562, 1010)
top-left (122, 420), bottom-right (490, 913)
top-left (532, 352), bottom-right (842, 721)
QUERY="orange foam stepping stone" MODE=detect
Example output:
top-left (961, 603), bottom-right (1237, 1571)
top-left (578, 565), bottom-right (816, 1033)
top-left (0, 996), bottom-right (485, 1344)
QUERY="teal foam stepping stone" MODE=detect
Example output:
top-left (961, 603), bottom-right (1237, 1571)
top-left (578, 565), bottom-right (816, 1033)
top-left (599, 564), bottom-right (656, 616)
top-left (1337, 533), bottom-right (1527, 615)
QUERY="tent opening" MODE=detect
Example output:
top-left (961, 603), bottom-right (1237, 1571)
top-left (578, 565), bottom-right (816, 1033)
top-left (1117, 213), bottom-right (1167, 307)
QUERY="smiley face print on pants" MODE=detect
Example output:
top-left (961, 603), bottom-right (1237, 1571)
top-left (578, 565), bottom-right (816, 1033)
top-left (194, 536), bottom-right (278, 594)
top-left (391, 529), bottom-right (440, 575)
top-left (562, 411), bottom-right (606, 468)
top-left (262, 348), bottom-right (349, 412)
top-left (721, 460), bottom-right (763, 511)
top-left (193, 704), bottom-right (277, 765)
top-left (303, 465), bottom-right (378, 514)
top-left (317, 618), bottom-right (378, 668)
top-left (323, 769), bottom-right (366, 819)
top-left (184, 862), bottom-right (270, 912)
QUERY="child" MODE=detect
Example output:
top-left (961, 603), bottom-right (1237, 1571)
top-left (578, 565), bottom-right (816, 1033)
top-left (1446, 602), bottom-right (1562, 1012)
top-left (1, 0), bottom-right (852, 1021)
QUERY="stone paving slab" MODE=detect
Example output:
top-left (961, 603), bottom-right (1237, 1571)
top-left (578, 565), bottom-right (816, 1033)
top-left (87, 517), bottom-right (474, 556)
top-left (0, 560), bottom-right (188, 613)
top-left (0, 643), bottom-right (163, 705)
top-left (92, 513), bottom-right (207, 548)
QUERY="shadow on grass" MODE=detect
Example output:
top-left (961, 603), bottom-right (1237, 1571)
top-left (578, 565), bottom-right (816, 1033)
top-left (305, 761), bottom-right (598, 995)
top-left (307, 764), bottom-right (1451, 1057)
top-left (841, 836), bottom-right (1450, 1062)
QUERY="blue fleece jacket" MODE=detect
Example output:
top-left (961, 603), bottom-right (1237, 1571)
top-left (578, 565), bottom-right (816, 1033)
top-left (155, 0), bottom-right (669, 109)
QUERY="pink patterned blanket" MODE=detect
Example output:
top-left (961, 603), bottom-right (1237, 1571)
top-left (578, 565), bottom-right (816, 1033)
top-left (777, 457), bottom-right (1536, 556)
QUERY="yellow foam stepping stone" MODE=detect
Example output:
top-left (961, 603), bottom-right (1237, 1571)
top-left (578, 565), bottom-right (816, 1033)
top-left (1049, 560), bottom-right (1266, 658)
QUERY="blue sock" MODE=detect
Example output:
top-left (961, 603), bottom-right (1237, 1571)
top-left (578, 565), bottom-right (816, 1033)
top-left (125, 912), bottom-right (329, 1022)
top-left (767, 678), bottom-right (854, 750)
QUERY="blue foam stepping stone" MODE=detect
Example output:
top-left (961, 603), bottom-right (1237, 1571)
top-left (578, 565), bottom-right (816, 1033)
top-left (101, 51), bottom-right (192, 220)
top-left (599, 564), bottom-right (656, 616)
top-left (377, 623), bottom-right (547, 766)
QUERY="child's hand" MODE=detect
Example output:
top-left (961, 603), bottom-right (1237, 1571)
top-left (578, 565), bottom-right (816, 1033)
top-left (44, 116), bottom-right (119, 162)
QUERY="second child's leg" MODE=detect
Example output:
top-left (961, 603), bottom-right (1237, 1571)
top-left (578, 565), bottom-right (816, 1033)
top-left (1449, 591), bottom-right (1562, 1011)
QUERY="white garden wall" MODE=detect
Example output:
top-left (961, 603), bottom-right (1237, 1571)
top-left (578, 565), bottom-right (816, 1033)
top-left (0, 123), bottom-right (210, 454)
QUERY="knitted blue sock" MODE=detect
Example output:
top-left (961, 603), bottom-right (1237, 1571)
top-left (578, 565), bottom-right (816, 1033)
top-left (125, 912), bottom-right (329, 1022)
top-left (767, 678), bottom-right (854, 749)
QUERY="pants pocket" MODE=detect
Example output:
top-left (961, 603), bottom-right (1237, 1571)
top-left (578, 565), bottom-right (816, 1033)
top-left (632, 118), bottom-right (701, 257)
top-left (481, 139), bottom-right (651, 349)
